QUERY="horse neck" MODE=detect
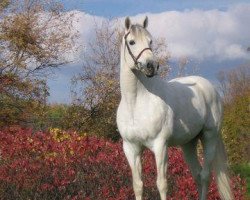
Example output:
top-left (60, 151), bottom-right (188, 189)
top-left (120, 45), bottom-right (148, 105)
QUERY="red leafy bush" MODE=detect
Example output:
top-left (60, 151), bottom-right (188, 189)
top-left (0, 127), bottom-right (246, 199)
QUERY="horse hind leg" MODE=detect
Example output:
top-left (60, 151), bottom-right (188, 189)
top-left (182, 137), bottom-right (202, 198)
top-left (200, 128), bottom-right (218, 200)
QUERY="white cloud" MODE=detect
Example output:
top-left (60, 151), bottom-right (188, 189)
top-left (136, 5), bottom-right (250, 60)
top-left (68, 11), bottom-right (105, 62)
top-left (48, 4), bottom-right (250, 103)
top-left (71, 4), bottom-right (250, 61)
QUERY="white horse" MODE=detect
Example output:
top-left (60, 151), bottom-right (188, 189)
top-left (116, 17), bottom-right (234, 200)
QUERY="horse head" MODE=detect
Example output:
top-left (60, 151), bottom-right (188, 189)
top-left (123, 16), bottom-right (159, 78)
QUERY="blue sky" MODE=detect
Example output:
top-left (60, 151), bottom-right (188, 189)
top-left (62, 0), bottom-right (250, 17)
top-left (47, 0), bottom-right (250, 103)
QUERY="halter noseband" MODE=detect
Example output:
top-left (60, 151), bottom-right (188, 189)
top-left (124, 32), bottom-right (152, 67)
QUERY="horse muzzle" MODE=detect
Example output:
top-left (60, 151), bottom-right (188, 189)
top-left (139, 61), bottom-right (159, 78)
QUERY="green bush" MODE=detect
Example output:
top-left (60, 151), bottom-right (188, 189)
top-left (221, 91), bottom-right (250, 165)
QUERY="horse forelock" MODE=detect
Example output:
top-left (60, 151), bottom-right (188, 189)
top-left (130, 24), bottom-right (150, 40)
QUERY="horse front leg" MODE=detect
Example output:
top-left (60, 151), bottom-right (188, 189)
top-left (123, 141), bottom-right (143, 200)
top-left (153, 140), bottom-right (168, 200)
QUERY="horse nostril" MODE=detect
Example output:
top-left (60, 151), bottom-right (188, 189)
top-left (147, 63), bottom-right (150, 69)
top-left (157, 63), bottom-right (159, 70)
top-left (147, 62), bottom-right (153, 69)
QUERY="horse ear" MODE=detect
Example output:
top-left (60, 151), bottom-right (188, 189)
top-left (143, 16), bottom-right (148, 28)
top-left (125, 17), bottom-right (131, 30)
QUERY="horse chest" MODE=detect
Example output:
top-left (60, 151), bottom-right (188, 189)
top-left (117, 96), bottom-right (170, 143)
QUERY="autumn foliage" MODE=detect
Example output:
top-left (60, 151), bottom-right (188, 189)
top-left (0, 127), bottom-right (246, 200)
top-left (0, 0), bottom-right (77, 129)
top-left (217, 65), bottom-right (250, 165)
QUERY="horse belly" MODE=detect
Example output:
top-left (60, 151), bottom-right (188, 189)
top-left (167, 82), bottom-right (207, 146)
top-left (168, 98), bottom-right (205, 146)
top-left (168, 119), bottom-right (203, 146)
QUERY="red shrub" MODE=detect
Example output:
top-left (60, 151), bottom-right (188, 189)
top-left (0, 128), bottom-right (246, 199)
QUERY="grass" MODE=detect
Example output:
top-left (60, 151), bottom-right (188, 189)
top-left (232, 163), bottom-right (250, 197)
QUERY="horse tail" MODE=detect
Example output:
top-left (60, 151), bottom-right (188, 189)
top-left (213, 136), bottom-right (234, 200)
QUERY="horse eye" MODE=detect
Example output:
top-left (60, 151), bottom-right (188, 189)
top-left (150, 40), bottom-right (152, 45)
top-left (129, 40), bottom-right (135, 45)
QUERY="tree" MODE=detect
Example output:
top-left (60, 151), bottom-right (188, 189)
top-left (217, 65), bottom-right (250, 104)
top-left (217, 64), bottom-right (250, 164)
top-left (70, 20), bottom-right (170, 139)
top-left (0, 0), bottom-right (78, 128)
top-left (176, 56), bottom-right (200, 77)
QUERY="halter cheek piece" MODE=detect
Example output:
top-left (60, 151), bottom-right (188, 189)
top-left (124, 32), bottom-right (152, 69)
